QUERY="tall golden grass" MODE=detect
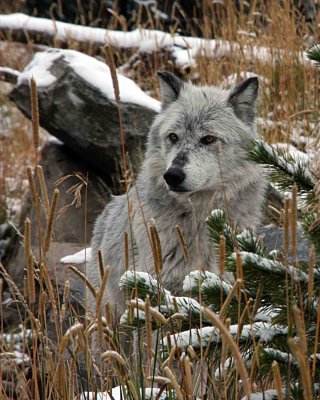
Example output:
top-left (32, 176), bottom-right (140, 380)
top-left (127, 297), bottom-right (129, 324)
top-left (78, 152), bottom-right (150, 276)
top-left (0, 1), bottom-right (320, 399)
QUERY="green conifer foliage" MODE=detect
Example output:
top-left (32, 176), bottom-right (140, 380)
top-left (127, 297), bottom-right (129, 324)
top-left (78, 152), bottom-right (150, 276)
top-left (119, 101), bottom-right (320, 397)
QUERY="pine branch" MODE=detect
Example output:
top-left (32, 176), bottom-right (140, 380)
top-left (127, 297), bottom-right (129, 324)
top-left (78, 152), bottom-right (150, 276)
top-left (301, 212), bottom-right (320, 255)
top-left (306, 44), bottom-right (320, 66)
top-left (163, 321), bottom-right (288, 351)
top-left (206, 209), bottom-right (234, 252)
top-left (183, 270), bottom-right (242, 320)
top-left (206, 209), bottom-right (265, 256)
top-left (119, 271), bottom-right (169, 306)
top-left (249, 140), bottom-right (315, 201)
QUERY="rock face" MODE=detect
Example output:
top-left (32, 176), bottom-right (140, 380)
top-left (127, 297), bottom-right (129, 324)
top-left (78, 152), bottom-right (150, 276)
top-left (5, 140), bottom-right (107, 294)
top-left (9, 49), bottom-right (160, 178)
top-left (256, 226), bottom-right (311, 263)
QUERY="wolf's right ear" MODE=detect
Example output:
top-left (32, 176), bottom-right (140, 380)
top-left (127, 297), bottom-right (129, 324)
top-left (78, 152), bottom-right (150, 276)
top-left (228, 77), bottom-right (259, 125)
top-left (157, 71), bottom-right (184, 108)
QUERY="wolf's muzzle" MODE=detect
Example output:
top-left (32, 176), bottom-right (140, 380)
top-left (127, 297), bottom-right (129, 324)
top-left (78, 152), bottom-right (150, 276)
top-left (163, 167), bottom-right (186, 190)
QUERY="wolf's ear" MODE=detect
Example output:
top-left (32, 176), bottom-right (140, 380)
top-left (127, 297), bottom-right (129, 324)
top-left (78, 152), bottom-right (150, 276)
top-left (157, 71), bottom-right (184, 108)
top-left (228, 77), bottom-right (259, 125)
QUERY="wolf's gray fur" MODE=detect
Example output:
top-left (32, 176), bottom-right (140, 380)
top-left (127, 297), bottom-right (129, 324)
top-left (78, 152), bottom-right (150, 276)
top-left (87, 72), bottom-right (267, 317)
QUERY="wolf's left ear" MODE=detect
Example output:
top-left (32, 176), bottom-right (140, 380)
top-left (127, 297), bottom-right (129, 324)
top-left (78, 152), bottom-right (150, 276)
top-left (228, 77), bottom-right (259, 125)
top-left (157, 71), bottom-right (184, 108)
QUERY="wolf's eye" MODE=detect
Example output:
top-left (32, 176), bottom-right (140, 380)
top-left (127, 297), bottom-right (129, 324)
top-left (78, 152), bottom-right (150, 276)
top-left (168, 132), bottom-right (179, 143)
top-left (201, 135), bottom-right (217, 145)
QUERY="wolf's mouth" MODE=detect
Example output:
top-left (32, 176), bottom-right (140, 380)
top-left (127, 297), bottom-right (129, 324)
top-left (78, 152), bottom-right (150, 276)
top-left (168, 185), bottom-right (190, 193)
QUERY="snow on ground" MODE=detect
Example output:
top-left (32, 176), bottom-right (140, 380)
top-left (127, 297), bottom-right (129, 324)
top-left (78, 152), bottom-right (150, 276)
top-left (0, 13), bottom-right (311, 68)
top-left (220, 71), bottom-right (270, 89)
top-left (242, 390), bottom-right (279, 400)
top-left (274, 142), bottom-right (312, 163)
top-left (17, 48), bottom-right (161, 112)
top-left (60, 247), bottom-right (92, 264)
top-left (80, 387), bottom-right (179, 400)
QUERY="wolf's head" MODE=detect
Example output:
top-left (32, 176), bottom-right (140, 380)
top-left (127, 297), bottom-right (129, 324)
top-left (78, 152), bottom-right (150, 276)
top-left (146, 72), bottom-right (259, 196)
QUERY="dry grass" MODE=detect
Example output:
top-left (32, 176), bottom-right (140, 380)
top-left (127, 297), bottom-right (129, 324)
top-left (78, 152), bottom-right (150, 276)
top-left (1, 1), bottom-right (320, 399)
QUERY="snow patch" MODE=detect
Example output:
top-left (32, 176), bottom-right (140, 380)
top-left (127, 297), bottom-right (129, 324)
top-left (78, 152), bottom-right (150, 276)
top-left (183, 270), bottom-right (232, 293)
top-left (0, 66), bottom-right (21, 77)
top-left (0, 13), bottom-right (311, 68)
top-left (234, 251), bottom-right (309, 282)
top-left (18, 48), bottom-right (161, 112)
top-left (60, 247), bottom-right (92, 264)
top-left (18, 51), bottom-right (61, 86)
top-left (80, 386), bottom-right (181, 399)
top-left (165, 321), bottom-right (287, 349)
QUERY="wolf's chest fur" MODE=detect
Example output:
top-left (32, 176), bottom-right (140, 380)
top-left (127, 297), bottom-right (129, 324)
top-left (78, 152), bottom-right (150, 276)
top-left (88, 71), bottom-right (267, 315)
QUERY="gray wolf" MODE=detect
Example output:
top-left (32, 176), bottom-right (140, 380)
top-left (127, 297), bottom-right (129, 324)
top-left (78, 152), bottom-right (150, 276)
top-left (87, 72), bottom-right (267, 318)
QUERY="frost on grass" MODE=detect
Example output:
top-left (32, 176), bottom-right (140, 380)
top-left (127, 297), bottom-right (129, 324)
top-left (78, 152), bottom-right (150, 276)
top-left (17, 49), bottom-right (161, 112)
top-left (60, 247), bottom-right (92, 264)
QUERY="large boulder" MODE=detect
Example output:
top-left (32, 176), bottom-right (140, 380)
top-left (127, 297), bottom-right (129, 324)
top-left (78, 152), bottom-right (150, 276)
top-left (9, 48), bottom-right (160, 177)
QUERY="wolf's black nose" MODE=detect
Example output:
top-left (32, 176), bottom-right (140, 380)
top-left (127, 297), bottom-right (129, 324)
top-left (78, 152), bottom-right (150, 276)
top-left (163, 167), bottom-right (185, 187)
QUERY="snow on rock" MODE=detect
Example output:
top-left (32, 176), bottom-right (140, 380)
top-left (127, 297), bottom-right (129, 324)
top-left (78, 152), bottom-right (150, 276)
top-left (17, 51), bottom-right (61, 86)
top-left (0, 13), bottom-right (310, 67)
top-left (60, 247), bottom-right (92, 264)
top-left (17, 48), bottom-right (161, 112)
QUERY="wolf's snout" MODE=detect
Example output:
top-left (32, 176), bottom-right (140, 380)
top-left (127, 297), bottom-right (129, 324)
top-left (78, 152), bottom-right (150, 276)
top-left (163, 167), bottom-right (185, 188)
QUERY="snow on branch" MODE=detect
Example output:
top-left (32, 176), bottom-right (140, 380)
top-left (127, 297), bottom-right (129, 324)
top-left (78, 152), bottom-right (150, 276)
top-left (164, 321), bottom-right (288, 350)
top-left (232, 252), bottom-right (309, 283)
top-left (119, 271), bottom-right (209, 326)
top-left (0, 13), bottom-right (309, 68)
top-left (249, 139), bottom-right (315, 194)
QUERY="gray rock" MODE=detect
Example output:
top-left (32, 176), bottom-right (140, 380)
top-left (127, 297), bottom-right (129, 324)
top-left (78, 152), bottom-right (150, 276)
top-left (5, 140), bottom-right (107, 292)
top-left (9, 49), bottom-right (159, 177)
top-left (256, 225), bottom-right (311, 263)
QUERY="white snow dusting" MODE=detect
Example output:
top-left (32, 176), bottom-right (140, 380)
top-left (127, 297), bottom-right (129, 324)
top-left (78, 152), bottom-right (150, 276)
top-left (60, 247), bottom-right (92, 264)
top-left (233, 251), bottom-right (309, 282)
top-left (165, 321), bottom-right (287, 349)
top-left (0, 13), bottom-right (310, 68)
top-left (183, 270), bottom-right (233, 293)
